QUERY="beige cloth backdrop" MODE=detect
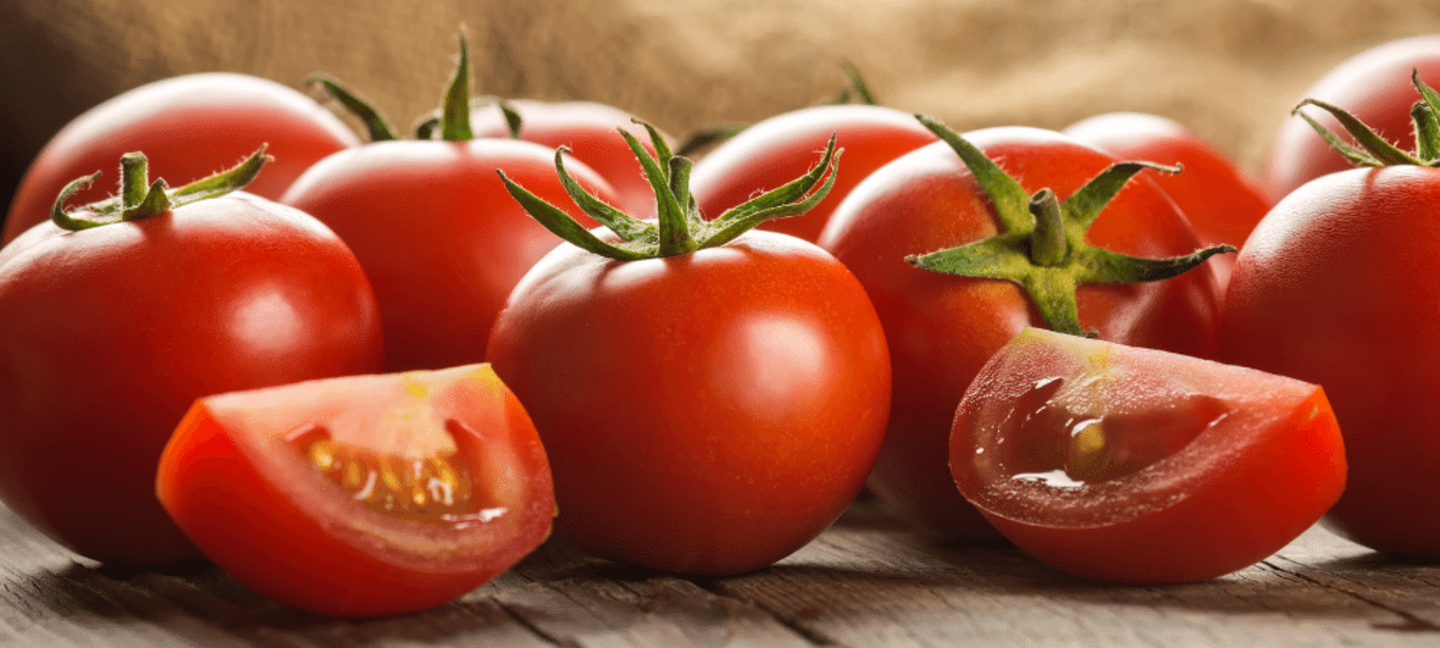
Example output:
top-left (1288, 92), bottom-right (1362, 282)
top-left (4, 0), bottom-right (1440, 215)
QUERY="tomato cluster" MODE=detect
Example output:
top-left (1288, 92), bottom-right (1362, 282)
top-left (2, 28), bottom-right (1437, 617)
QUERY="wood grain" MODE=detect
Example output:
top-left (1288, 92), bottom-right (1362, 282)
top-left (2, 498), bottom-right (1439, 647)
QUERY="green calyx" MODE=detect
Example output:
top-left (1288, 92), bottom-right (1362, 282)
top-left (906, 115), bottom-right (1234, 337)
top-left (499, 122), bottom-right (841, 260)
top-left (50, 146), bottom-right (269, 231)
top-left (310, 33), bottom-right (482, 142)
top-left (1294, 69), bottom-right (1440, 167)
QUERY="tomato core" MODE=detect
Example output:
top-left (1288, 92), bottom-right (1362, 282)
top-left (998, 376), bottom-right (1228, 487)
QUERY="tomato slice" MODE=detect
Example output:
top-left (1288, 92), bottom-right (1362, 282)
top-left (156, 364), bottom-right (554, 617)
top-left (949, 328), bottom-right (1345, 583)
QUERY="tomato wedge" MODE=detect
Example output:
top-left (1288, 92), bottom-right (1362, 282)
top-left (156, 364), bottom-right (554, 617)
top-left (949, 328), bottom-right (1345, 583)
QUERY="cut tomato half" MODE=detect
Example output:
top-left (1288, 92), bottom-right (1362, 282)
top-left (949, 328), bottom-right (1345, 583)
top-left (156, 363), bottom-right (554, 617)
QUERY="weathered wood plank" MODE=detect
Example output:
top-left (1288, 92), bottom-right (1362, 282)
top-left (2, 500), bottom-right (1440, 647)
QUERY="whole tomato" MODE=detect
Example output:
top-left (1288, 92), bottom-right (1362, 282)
top-left (158, 363), bottom-right (554, 617)
top-left (284, 38), bottom-right (618, 372)
top-left (818, 117), bottom-right (1227, 538)
top-left (688, 103), bottom-right (939, 242)
top-left (952, 328), bottom-right (1344, 583)
top-left (0, 151), bottom-right (384, 564)
top-left (3, 72), bottom-right (360, 244)
top-left (1260, 35), bottom-right (1440, 203)
top-left (1219, 75), bottom-right (1440, 554)
top-left (1064, 112), bottom-right (1272, 288)
top-left (488, 129), bottom-right (891, 575)
top-left (469, 98), bottom-right (669, 218)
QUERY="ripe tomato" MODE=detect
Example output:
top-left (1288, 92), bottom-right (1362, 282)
top-left (1219, 163), bottom-right (1440, 555)
top-left (689, 104), bottom-right (939, 242)
top-left (156, 363), bottom-right (554, 617)
top-left (0, 152), bottom-right (384, 564)
top-left (281, 140), bottom-right (615, 372)
top-left (284, 41), bottom-right (620, 372)
top-left (818, 121), bottom-right (1225, 538)
top-left (1064, 112), bottom-right (1272, 287)
top-left (3, 73), bottom-right (360, 244)
top-left (1260, 35), bottom-right (1440, 203)
top-left (470, 99), bottom-right (668, 217)
top-left (951, 328), bottom-right (1345, 583)
top-left (488, 129), bottom-right (891, 575)
top-left (1222, 73), bottom-right (1440, 556)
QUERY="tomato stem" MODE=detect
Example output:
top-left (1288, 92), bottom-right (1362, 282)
top-left (906, 115), bottom-right (1233, 337)
top-left (1293, 69), bottom-right (1440, 168)
top-left (1029, 189), bottom-right (1067, 267)
top-left (50, 147), bottom-right (271, 231)
top-left (498, 122), bottom-right (840, 260)
top-left (309, 75), bottom-right (397, 142)
top-left (439, 33), bottom-right (474, 142)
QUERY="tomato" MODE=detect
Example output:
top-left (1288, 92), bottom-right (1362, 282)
top-left (1219, 164), bottom-right (1440, 554)
top-left (950, 327), bottom-right (1345, 583)
top-left (1260, 35), bottom-right (1440, 204)
top-left (1064, 112), bottom-right (1272, 288)
top-left (3, 72), bottom-right (360, 244)
top-left (689, 104), bottom-right (939, 242)
top-left (470, 99), bottom-right (668, 217)
top-left (0, 152), bottom-right (384, 564)
top-left (156, 363), bottom-right (553, 617)
top-left (1221, 72), bottom-right (1440, 556)
top-left (284, 41), bottom-right (620, 372)
top-left (487, 129), bottom-right (890, 575)
top-left (281, 139), bottom-right (615, 372)
top-left (817, 120), bottom-right (1226, 538)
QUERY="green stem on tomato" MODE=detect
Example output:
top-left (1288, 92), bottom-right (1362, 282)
top-left (498, 121), bottom-right (841, 261)
top-left (906, 115), bottom-right (1233, 338)
top-left (50, 147), bottom-right (270, 231)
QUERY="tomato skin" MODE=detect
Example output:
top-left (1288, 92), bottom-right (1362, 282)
top-left (689, 104), bottom-right (939, 242)
top-left (1218, 165), bottom-right (1440, 555)
top-left (950, 328), bottom-right (1345, 583)
top-left (817, 127), bottom-right (1223, 537)
top-left (471, 99), bottom-right (666, 217)
top-left (0, 193), bottom-right (384, 564)
top-left (280, 138), bottom-right (618, 372)
top-left (1064, 112), bottom-right (1272, 288)
top-left (156, 364), bottom-right (553, 617)
top-left (1260, 35), bottom-right (1440, 204)
top-left (3, 73), bottom-right (361, 244)
top-left (486, 230), bottom-right (890, 575)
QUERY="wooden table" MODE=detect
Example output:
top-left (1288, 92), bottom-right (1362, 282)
top-left (2, 497), bottom-right (1437, 648)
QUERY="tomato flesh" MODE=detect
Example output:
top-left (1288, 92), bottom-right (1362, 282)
top-left (157, 364), bottom-right (554, 617)
top-left (951, 328), bottom-right (1345, 583)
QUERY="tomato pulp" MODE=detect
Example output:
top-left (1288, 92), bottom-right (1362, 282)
top-left (952, 328), bottom-right (1345, 583)
top-left (158, 364), bottom-right (553, 617)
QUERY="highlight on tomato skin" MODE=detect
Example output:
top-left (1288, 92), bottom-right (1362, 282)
top-left (155, 363), bottom-right (555, 618)
top-left (949, 327), bottom-right (1346, 584)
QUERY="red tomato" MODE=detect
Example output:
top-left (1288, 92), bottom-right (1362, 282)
top-left (156, 363), bottom-right (554, 617)
top-left (470, 99), bottom-right (667, 217)
top-left (3, 73), bottom-right (360, 244)
top-left (1219, 163), bottom-right (1440, 555)
top-left (1260, 35), bottom-right (1440, 203)
top-left (0, 160), bottom-right (383, 564)
top-left (486, 229), bottom-right (890, 575)
top-left (280, 139), bottom-right (616, 372)
top-left (818, 125), bottom-right (1224, 538)
top-left (951, 328), bottom-right (1345, 583)
top-left (689, 104), bottom-right (939, 242)
top-left (1064, 112), bottom-right (1272, 287)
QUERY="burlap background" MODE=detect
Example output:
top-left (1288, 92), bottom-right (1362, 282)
top-left (5, 0), bottom-right (1440, 217)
